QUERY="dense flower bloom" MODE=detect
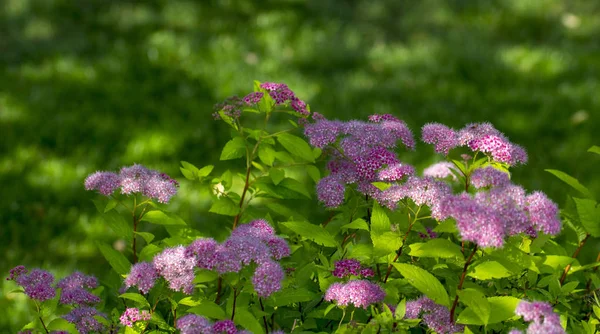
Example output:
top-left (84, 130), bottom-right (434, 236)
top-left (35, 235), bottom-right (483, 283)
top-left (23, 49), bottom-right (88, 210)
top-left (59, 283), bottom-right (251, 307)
top-left (512, 301), bottom-right (565, 334)
top-left (423, 161), bottom-right (457, 180)
top-left (120, 308), bottom-right (152, 327)
top-left (469, 135), bottom-right (528, 165)
top-left (421, 123), bottom-right (458, 155)
top-left (378, 163), bottom-right (415, 181)
top-left (84, 171), bottom-right (120, 195)
top-left (124, 262), bottom-right (159, 294)
top-left (57, 272), bottom-right (100, 305)
top-left (378, 176), bottom-right (452, 219)
top-left (176, 314), bottom-right (213, 334)
top-left (185, 238), bottom-right (219, 270)
top-left (325, 280), bottom-right (385, 309)
top-left (213, 96), bottom-right (244, 119)
top-left (332, 259), bottom-right (362, 278)
top-left (63, 307), bottom-right (106, 334)
top-left (252, 260), bottom-right (284, 297)
top-left (304, 119), bottom-right (344, 148)
top-left (213, 320), bottom-right (237, 334)
top-left (405, 296), bottom-right (463, 334)
top-left (242, 92), bottom-right (264, 105)
top-left (10, 267), bottom-right (56, 302)
top-left (526, 192), bottom-right (561, 235)
top-left (260, 82), bottom-right (309, 115)
top-left (85, 164), bottom-right (179, 203)
top-left (316, 175), bottom-right (346, 208)
top-left (470, 166), bottom-right (510, 188)
top-left (153, 246), bottom-right (196, 294)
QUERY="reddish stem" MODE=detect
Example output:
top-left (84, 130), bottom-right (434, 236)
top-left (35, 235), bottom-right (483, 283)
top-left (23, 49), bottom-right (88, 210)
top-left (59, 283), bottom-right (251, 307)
top-left (561, 234), bottom-right (590, 284)
top-left (450, 244), bottom-right (478, 322)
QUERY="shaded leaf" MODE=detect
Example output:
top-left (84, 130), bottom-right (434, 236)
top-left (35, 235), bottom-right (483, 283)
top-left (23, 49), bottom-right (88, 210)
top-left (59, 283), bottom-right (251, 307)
top-left (281, 221), bottom-right (337, 247)
top-left (546, 169), bottom-right (593, 199)
top-left (96, 242), bottom-right (131, 275)
top-left (393, 263), bottom-right (449, 307)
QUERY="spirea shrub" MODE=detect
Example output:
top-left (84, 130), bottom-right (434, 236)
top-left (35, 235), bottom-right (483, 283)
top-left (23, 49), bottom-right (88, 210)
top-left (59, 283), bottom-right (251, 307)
top-left (7, 81), bottom-right (600, 333)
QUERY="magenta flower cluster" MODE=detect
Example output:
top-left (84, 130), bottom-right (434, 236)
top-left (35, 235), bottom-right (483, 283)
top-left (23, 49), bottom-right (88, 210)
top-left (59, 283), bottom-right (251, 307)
top-left (85, 164), bottom-right (179, 203)
top-left (7, 266), bottom-right (55, 302)
top-left (405, 296), bottom-right (464, 334)
top-left (510, 301), bottom-right (565, 334)
top-left (422, 122), bottom-right (527, 165)
top-left (124, 219), bottom-right (289, 298)
top-left (260, 82), bottom-right (309, 116)
top-left (304, 113), bottom-right (415, 208)
top-left (176, 315), bottom-right (253, 334)
top-left (324, 280), bottom-right (385, 309)
top-left (119, 307), bottom-right (152, 327)
top-left (332, 259), bottom-right (374, 279)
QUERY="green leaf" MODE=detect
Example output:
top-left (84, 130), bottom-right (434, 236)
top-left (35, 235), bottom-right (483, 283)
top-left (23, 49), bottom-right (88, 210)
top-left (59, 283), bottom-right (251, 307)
top-left (178, 296), bottom-right (202, 307)
top-left (180, 167), bottom-right (196, 180)
top-left (181, 161), bottom-right (199, 173)
top-left (269, 168), bottom-right (285, 185)
top-left (468, 260), bottom-right (513, 280)
top-left (372, 182), bottom-right (391, 191)
top-left (458, 289), bottom-right (490, 325)
top-left (104, 198), bottom-right (118, 213)
top-left (451, 159), bottom-right (467, 175)
top-left (279, 178), bottom-right (311, 198)
top-left (393, 263), bottom-right (450, 307)
top-left (233, 307), bottom-right (263, 334)
top-left (395, 299), bottom-right (407, 320)
top-left (457, 296), bottom-right (520, 325)
top-left (573, 198), bottom-right (600, 237)
top-left (101, 210), bottom-right (133, 240)
top-left (409, 239), bottom-right (464, 259)
top-left (371, 201), bottom-right (391, 236)
top-left (139, 244), bottom-right (162, 262)
top-left (372, 232), bottom-right (402, 257)
top-left (342, 218), bottom-right (370, 231)
top-left (46, 318), bottom-right (78, 333)
top-left (134, 231), bottom-right (155, 244)
top-left (281, 221), bottom-right (337, 247)
top-left (187, 301), bottom-right (227, 320)
top-left (96, 242), bottom-right (131, 275)
top-left (258, 144), bottom-right (276, 166)
top-left (193, 269), bottom-right (218, 283)
top-left (588, 146), bottom-right (600, 155)
top-left (433, 219), bottom-right (458, 233)
top-left (141, 210), bottom-right (187, 226)
top-left (265, 288), bottom-right (318, 307)
top-left (276, 133), bottom-right (315, 163)
top-left (220, 137), bottom-right (246, 160)
top-left (546, 169), bottom-right (594, 199)
top-left (306, 165), bottom-right (321, 183)
top-left (197, 165), bottom-right (214, 178)
top-left (120, 293), bottom-right (151, 308)
top-left (209, 198), bottom-right (240, 216)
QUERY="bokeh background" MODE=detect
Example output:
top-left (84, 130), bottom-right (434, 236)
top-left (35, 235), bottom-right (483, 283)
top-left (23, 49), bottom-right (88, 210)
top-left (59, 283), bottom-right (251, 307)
top-left (1, 0), bottom-right (599, 331)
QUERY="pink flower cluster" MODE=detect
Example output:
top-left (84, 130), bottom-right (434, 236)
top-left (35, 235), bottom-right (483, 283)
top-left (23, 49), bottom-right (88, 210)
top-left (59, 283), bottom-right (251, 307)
top-left (305, 114), bottom-right (415, 208)
top-left (422, 122), bottom-right (528, 165)
top-left (324, 280), bottom-right (385, 309)
top-left (176, 315), bottom-right (253, 334)
top-left (405, 296), bottom-right (464, 334)
top-left (120, 307), bottom-right (152, 327)
top-left (124, 219), bottom-right (289, 298)
top-left (332, 259), bottom-right (374, 279)
top-left (85, 164), bottom-right (179, 203)
top-left (260, 82), bottom-right (309, 116)
top-left (510, 301), bottom-right (565, 334)
top-left (377, 176), bottom-right (452, 218)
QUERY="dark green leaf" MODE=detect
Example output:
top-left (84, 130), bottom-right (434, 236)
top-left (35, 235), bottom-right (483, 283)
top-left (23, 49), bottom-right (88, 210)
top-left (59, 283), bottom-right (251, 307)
top-left (276, 133), bottom-right (315, 162)
top-left (139, 244), bottom-right (162, 262)
top-left (281, 221), bottom-right (337, 247)
top-left (269, 168), bottom-right (285, 185)
top-left (546, 169), bottom-right (594, 199)
top-left (209, 198), bottom-right (240, 216)
top-left (120, 293), bottom-right (150, 308)
top-left (134, 231), bottom-right (155, 244)
top-left (96, 242), bottom-right (131, 275)
top-left (220, 137), bottom-right (246, 160)
top-left (573, 198), bottom-right (600, 237)
top-left (393, 263), bottom-right (450, 307)
top-left (187, 301), bottom-right (227, 320)
top-left (265, 288), bottom-right (318, 307)
top-left (279, 178), bottom-right (311, 198)
top-left (104, 199), bottom-right (118, 213)
top-left (306, 165), bottom-right (321, 183)
top-left (233, 307), bottom-right (263, 334)
top-left (409, 239), bottom-right (464, 259)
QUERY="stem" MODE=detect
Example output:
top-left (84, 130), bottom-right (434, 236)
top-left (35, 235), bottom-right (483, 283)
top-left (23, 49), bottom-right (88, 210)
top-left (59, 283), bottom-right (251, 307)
top-left (383, 214), bottom-right (415, 283)
top-left (338, 308), bottom-right (346, 329)
top-left (231, 288), bottom-right (239, 321)
top-left (215, 277), bottom-right (223, 304)
top-left (132, 197), bottom-right (139, 264)
top-left (450, 244), bottom-right (478, 322)
top-left (586, 251), bottom-right (600, 291)
top-left (35, 302), bottom-right (49, 334)
top-left (260, 298), bottom-right (269, 333)
top-left (561, 233), bottom-right (590, 284)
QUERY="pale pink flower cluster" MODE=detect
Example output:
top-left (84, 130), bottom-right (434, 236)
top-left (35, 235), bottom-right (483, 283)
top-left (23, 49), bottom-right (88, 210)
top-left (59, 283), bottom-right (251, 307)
top-left (119, 307), bottom-right (151, 327)
top-left (510, 301), bottom-right (565, 334)
top-left (325, 280), bottom-right (385, 309)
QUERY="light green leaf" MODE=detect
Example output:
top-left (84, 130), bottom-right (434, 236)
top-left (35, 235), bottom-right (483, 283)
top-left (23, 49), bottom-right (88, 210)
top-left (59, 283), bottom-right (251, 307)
top-left (181, 161), bottom-right (199, 173)
top-left (220, 137), bottom-right (246, 160)
top-left (233, 307), bottom-right (263, 334)
top-left (197, 165), bottom-right (214, 178)
top-left (371, 201), bottom-right (391, 236)
top-left (372, 232), bottom-right (402, 257)
top-left (187, 301), bottom-right (227, 320)
top-left (180, 167), bottom-right (196, 180)
top-left (306, 165), bottom-right (321, 183)
top-left (104, 199), bottom-right (118, 213)
top-left (282, 221), bottom-right (337, 247)
top-left (433, 219), bottom-right (458, 233)
top-left (279, 178), bottom-right (311, 199)
top-left (458, 289), bottom-right (490, 325)
top-left (258, 144), bottom-right (276, 166)
top-left (395, 299), bottom-right (407, 320)
top-left (193, 269), bottom-right (218, 283)
top-left (46, 318), bottom-right (78, 333)
top-left (468, 260), bottom-right (513, 280)
top-left (588, 146), bottom-right (600, 155)
top-left (276, 133), bottom-right (315, 162)
top-left (546, 169), bottom-right (594, 199)
top-left (209, 198), bottom-right (240, 216)
top-left (393, 263), bottom-right (450, 307)
top-left (139, 244), bottom-right (162, 262)
top-left (96, 242), bottom-right (131, 275)
top-left (573, 198), bottom-right (600, 237)
top-left (457, 296), bottom-right (520, 325)
top-left (178, 296), bottom-right (202, 307)
top-left (141, 210), bottom-right (186, 226)
top-left (372, 182), bottom-right (391, 191)
top-left (342, 218), bottom-right (370, 231)
top-left (409, 239), bottom-right (464, 259)
top-left (120, 293), bottom-right (150, 308)
top-left (134, 231), bottom-right (155, 244)
top-left (269, 168), bottom-right (285, 185)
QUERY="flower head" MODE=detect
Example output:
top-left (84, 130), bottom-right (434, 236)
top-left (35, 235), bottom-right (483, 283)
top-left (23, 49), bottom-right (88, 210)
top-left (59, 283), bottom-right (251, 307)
top-left (405, 296), bottom-right (464, 334)
top-left (176, 314), bottom-right (213, 334)
top-left (252, 260), bottom-right (284, 298)
top-left (421, 123), bottom-right (458, 155)
top-left (514, 300), bottom-right (565, 334)
top-left (120, 308), bottom-right (152, 327)
top-left (153, 246), bottom-right (196, 294)
top-left (57, 272), bottom-right (100, 305)
top-left (213, 320), bottom-right (238, 334)
top-left (124, 262), bottom-right (159, 294)
top-left (423, 161), bottom-right (457, 180)
top-left (84, 172), bottom-right (120, 196)
top-left (63, 307), bottom-right (106, 334)
top-left (11, 268), bottom-right (56, 302)
top-left (324, 280), bottom-right (385, 309)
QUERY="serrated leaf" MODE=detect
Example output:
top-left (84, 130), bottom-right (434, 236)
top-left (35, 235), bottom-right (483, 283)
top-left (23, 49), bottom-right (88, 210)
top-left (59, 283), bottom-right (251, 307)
top-left (282, 221), bottom-right (337, 247)
top-left (141, 210), bottom-right (186, 226)
top-left (468, 260), bottom-right (512, 280)
top-left (220, 137), bottom-right (246, 160)
top-left (393, 263), bottom-right (450, 307)
top-left (561, 281), bottom-right (579, 295)
top-left (342, 218), bottom-right (369, 231)
top-left (546, 169), bottom-right (593, 199)
top-left (270, 168), bottom-right (285, 185)
top-left (187, 301), bottom-right (227, 320)
top-left (193, 269), bottom-right (218, 283)
top-left (96, 242), bottom-right (131, 275)
top-left (134, 231), bottom-right (155, 244)
top-left (458, 288), bottom-right (490, 325)
top-left (371, 201), bottom-right (391, 236)
top-left (276, 133), bottom-right (315, 163)
top-left (433, 219), bottom-right (458, 233)
top-left (409, 239), bottom-right (464, 259)
top-left (46, 318), bottom-right (78, 333)
top-left (209, 198), bottom-right (240, 216)
top-left (120, 293), bottom-right (151, 308)
top-left (573, 198), bottom-right (600, 237)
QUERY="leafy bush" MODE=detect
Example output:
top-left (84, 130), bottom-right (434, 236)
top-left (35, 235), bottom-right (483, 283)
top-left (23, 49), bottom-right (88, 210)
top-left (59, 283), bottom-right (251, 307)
top-left (7, 81), bottom-right (600, 333)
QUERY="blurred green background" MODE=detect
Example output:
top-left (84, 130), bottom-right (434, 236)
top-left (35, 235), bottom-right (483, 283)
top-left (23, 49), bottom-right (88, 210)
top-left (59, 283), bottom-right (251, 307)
top-left (1, 0), bottom-right (599, 331)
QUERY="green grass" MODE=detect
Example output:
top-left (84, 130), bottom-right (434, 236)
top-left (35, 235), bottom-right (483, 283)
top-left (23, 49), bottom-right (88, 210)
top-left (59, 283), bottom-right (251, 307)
top-left (1, 0), bottom-right (599, 330)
